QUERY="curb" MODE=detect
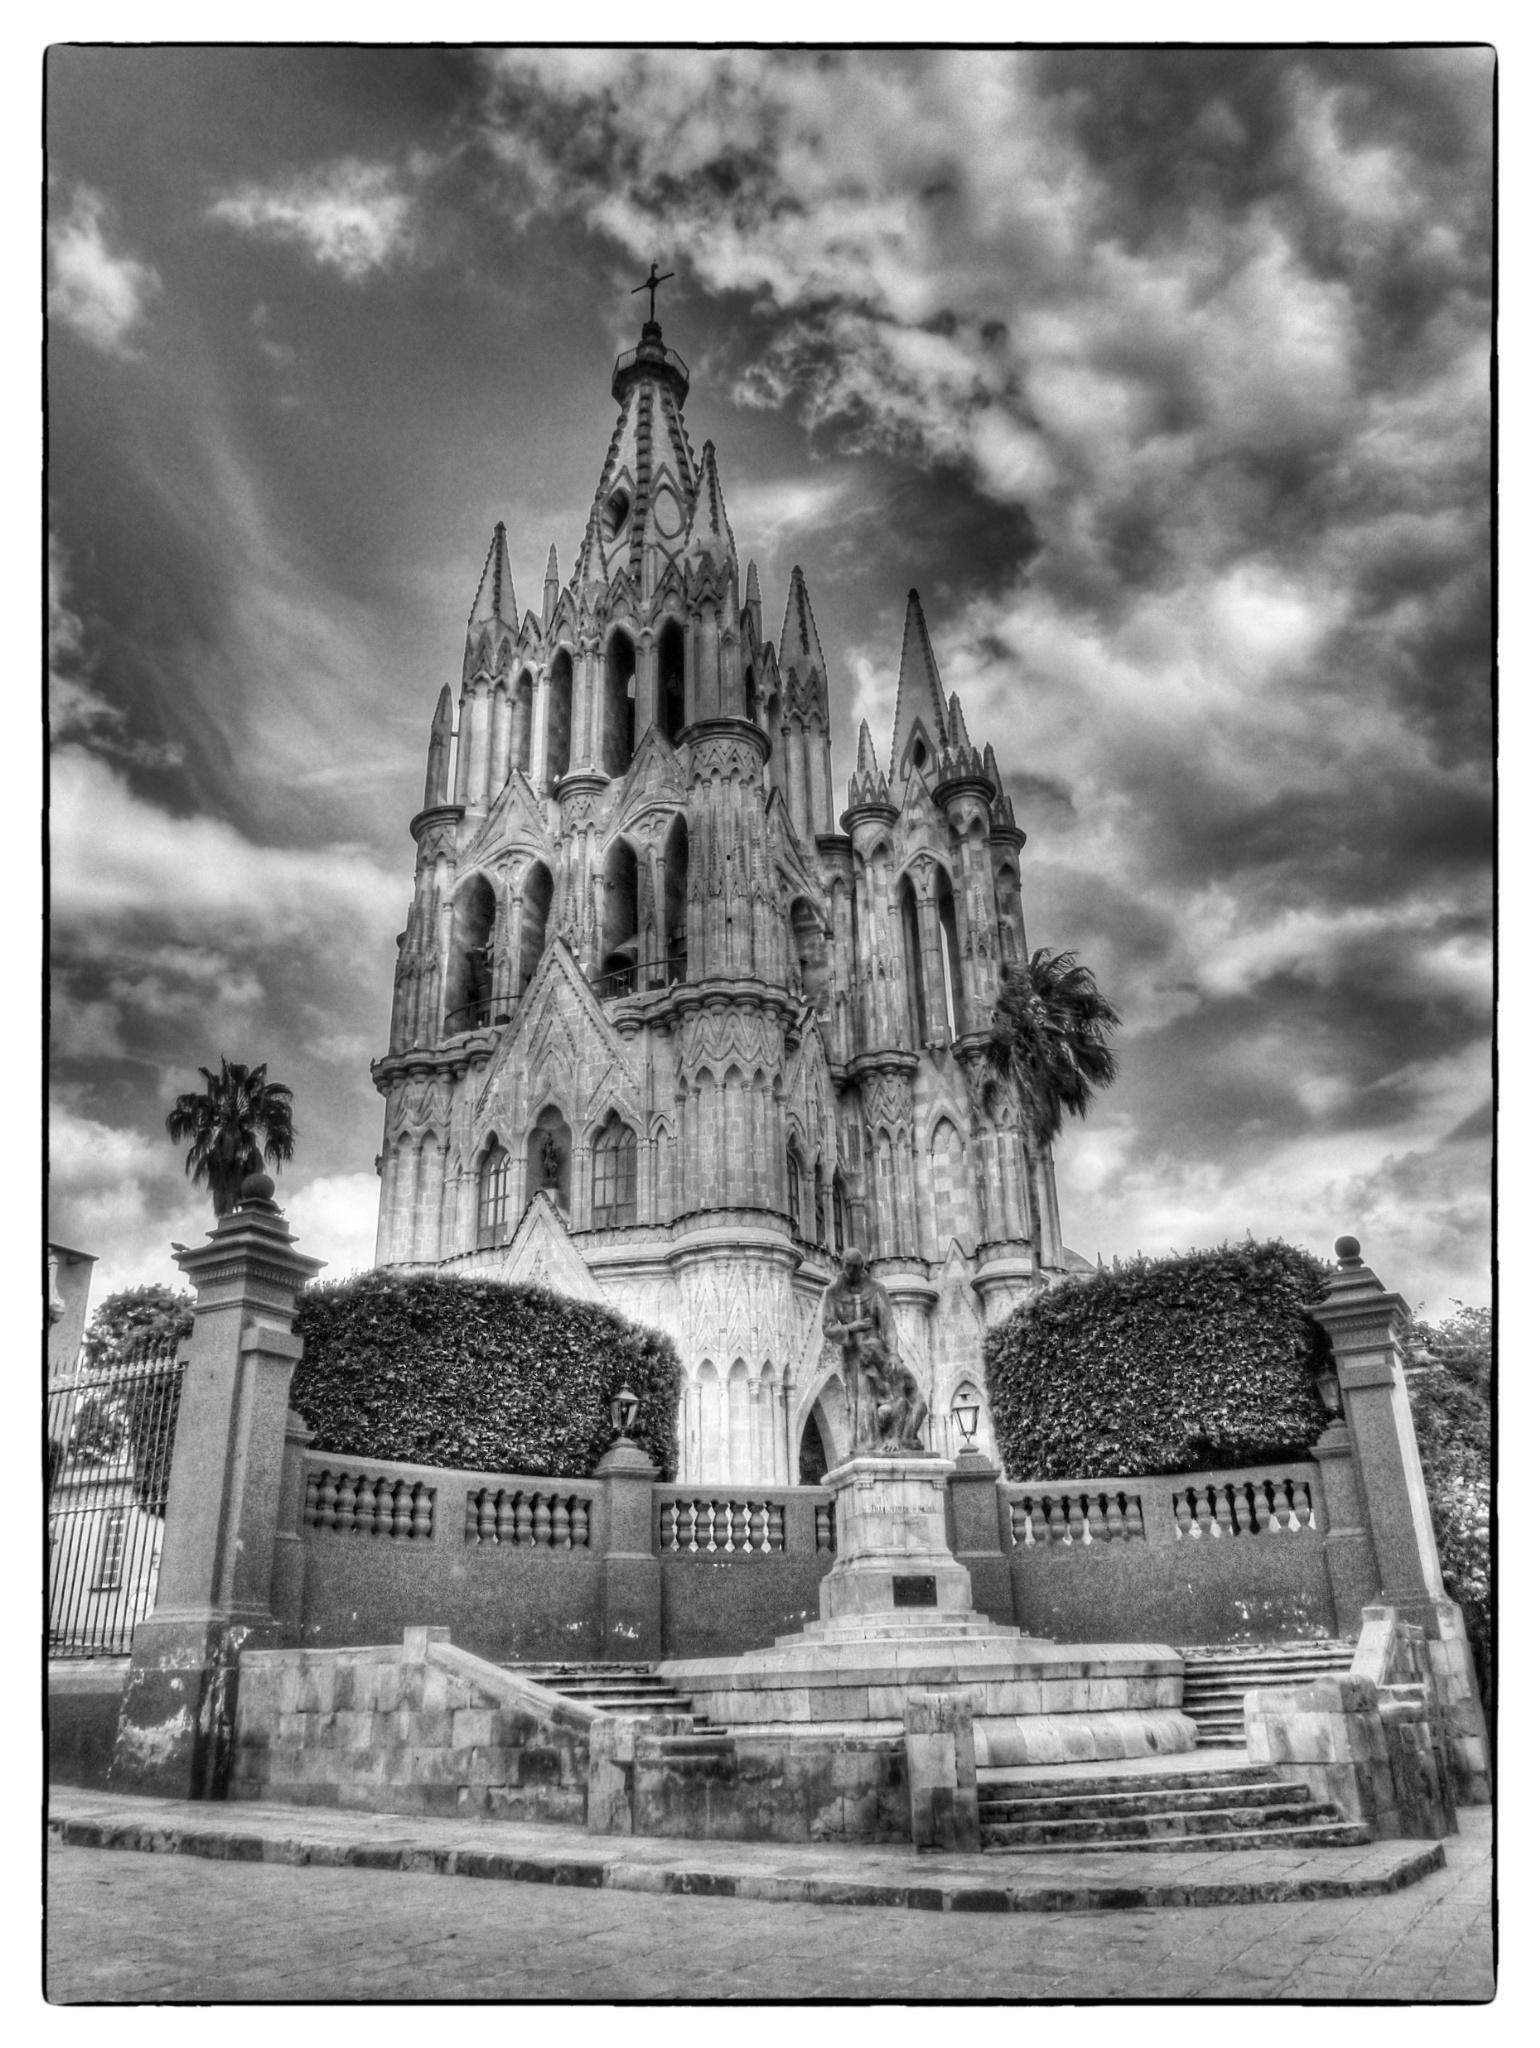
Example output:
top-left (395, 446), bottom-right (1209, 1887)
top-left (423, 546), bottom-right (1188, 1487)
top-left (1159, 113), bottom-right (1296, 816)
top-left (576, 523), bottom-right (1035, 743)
top-left (48, 1815), bottom-right (1447, 1915)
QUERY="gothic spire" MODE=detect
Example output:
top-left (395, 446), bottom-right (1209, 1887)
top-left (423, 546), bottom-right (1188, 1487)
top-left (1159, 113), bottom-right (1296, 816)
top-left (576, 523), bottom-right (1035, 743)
top-left (947, 692), bottom-right (972, 751)
top-left (778, 566), bottom-right (827, 684)
top-left (889, 588), bottom-right (948, 777)
top-left (573, 500), bottom-right (609, 594)
top-left (684, 439), bottom-right (736, 568)
top-left (542, 543), bottom-right (560, 628)
top-left (468, 521), bottom-right (517, 630)
top-left (744, 558), bottom-right (763, 643)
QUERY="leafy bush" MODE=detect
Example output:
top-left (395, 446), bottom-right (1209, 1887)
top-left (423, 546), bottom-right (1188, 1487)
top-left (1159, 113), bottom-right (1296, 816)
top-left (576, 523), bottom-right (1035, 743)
top-left (1408, 1304), bottom-right (1491, 1706)
top-left (984, 1239), bottom-right (1332, 1479)
top-left (291, 1269), bottom-right (681, 1480)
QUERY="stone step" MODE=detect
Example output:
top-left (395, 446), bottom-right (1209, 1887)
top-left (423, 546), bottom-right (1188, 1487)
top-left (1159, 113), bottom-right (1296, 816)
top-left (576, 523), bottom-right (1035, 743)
top-left (981, 1762), bottom-right (1279, 1800)
top-left (981, 1797), bottom-right (1350, 1847)
top-left (983, 1817), bottom-right (1374, 1854)
top-left (979, 1781), bottom-right (1314, 1823)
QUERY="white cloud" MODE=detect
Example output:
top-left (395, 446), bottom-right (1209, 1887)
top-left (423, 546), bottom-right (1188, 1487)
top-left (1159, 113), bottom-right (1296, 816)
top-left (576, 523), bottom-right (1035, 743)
top-left (285, 1171), bottom-right (381, 1282)
top-left (51, 745), bottom-right (401, 948)
top-left (48, 183), bottom-right (160, 356)
top-left (208, 159), bottom-right (417, 280)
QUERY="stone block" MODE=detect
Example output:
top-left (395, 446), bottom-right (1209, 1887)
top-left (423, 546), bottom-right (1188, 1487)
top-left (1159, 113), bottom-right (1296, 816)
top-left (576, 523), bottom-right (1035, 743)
top-left (452, 1707), bottom-right (496, 1749)
top-left (375, 1665), bottom-right (402, 1714)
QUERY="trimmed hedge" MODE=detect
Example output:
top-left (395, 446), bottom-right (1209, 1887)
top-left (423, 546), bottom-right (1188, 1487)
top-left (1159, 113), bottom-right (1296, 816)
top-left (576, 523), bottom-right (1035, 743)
top-left (290, 1269), bottom-right (681, 1481)
top-left (984, 1240), bottom-right (1332, 1480)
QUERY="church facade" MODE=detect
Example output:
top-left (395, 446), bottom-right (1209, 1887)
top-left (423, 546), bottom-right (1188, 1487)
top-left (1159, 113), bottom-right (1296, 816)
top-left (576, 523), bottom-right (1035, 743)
top-left (371, 307), bottom-right (1081, 1485)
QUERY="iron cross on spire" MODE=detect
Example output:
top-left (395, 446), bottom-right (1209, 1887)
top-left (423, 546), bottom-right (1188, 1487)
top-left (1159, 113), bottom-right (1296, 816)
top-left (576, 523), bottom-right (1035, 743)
top-left (632, 262), bottom-right (675, 323)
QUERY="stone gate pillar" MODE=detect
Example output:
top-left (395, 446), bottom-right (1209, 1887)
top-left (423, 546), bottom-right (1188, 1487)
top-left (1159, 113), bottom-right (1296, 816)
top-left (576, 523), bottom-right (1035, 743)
top-left (1309, 1233), bottom-right (1490, 1801)
top-left (110, 1173), bottom-right (323, 1798)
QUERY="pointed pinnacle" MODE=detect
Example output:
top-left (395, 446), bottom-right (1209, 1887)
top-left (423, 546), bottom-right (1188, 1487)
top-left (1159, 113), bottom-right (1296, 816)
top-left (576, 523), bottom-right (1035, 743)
top-left (947, 692), bottom-right (972, 752)
top-left (469, 521), bottom-right (517, 628)
top-left (745, 559), bottom-right (762, 606)
top-left (544, 543), bottom-right (560, 585)
top-left (685, 439), bottom-right (736, 561)
top-left (574, 501), bottom-right (608, 587)
top-left (889, 587), bottom-right (949, 778)
top-left (777, 565), bottom-right (827, 679)
top-left (855, 718), bottom-right (879, 782)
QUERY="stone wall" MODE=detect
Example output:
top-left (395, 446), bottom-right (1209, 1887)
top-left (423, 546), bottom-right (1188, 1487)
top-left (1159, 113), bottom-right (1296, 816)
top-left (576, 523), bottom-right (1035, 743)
top-left (1004, 1459), bottom-right (1340, 1645)
top-left (230, 1628), bottom-right (601, 1822)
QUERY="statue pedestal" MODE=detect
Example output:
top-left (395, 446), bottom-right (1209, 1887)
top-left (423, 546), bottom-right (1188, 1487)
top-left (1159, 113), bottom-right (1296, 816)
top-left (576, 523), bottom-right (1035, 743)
top-left (818, 1455), bottom-right (974, 1624)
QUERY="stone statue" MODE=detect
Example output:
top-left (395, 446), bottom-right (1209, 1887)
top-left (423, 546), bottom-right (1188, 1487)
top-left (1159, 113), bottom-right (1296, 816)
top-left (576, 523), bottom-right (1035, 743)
top-left (821, 1247), bottom-right (929, 1454)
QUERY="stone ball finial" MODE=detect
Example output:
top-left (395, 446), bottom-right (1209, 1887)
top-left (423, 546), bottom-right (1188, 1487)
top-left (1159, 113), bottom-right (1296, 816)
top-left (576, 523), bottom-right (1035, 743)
top-left (241, 1171), bottom-right (278, 1207)
top-left (1334, 1234), bottom-right (1363, 1266)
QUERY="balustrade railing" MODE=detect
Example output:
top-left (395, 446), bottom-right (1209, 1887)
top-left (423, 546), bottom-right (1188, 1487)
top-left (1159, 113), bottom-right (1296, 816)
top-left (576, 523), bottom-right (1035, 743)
top-left (658, 1497), bottom-right (788, 1553)
top-left (1172, 1474), bottom-right (1315, 1538)
top-left (1009, 1488), bottom-right (1146, 1546)
top-left (1005, 1462), bottom-right (1322, 1553)
top-left (464, 1486), bottom-right (594, 1549)
top-left (814, 1501), bottom-right (837, 1555)
top-left (304, 1468), bottom-right (436, 1539)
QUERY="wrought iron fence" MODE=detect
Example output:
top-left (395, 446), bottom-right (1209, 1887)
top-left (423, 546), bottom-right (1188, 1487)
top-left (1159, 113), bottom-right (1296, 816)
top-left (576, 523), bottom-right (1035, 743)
top-left (46, 1337), bottom-right (185, 1658)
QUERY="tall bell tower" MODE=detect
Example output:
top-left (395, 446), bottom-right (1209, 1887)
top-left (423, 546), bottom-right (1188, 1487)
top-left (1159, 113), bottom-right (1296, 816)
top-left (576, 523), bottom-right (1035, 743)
top-left (371, 288), bottom-right (1079, 1483)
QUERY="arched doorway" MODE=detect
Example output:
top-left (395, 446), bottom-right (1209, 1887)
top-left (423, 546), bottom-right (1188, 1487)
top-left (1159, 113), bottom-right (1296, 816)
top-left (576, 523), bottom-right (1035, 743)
top-left (444, 874), bottom-right (496, 1034)
top-left (544, 650), bottom-right (573, 791)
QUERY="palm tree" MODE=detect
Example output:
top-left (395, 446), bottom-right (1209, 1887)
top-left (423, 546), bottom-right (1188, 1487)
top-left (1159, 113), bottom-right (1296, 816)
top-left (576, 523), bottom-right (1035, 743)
top-left (165, 1058), bottom-right (297, 1218)
top-left (984, 949), bottom-right (1121, 1271)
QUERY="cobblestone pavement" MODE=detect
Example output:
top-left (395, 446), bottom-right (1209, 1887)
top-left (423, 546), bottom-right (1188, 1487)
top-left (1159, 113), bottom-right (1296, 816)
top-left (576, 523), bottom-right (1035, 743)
top-left (46, 1812), bottom-right (1493, 2002)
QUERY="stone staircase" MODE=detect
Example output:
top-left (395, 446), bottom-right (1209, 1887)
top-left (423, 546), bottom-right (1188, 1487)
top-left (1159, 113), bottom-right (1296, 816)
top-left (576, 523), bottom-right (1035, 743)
top-left (1180, 1639), bottom-right (1356, 1748)
top-left (980, 1762), bottom-right (1371, 1852)
top-left (505, 1661), bottom-right (716, 1728)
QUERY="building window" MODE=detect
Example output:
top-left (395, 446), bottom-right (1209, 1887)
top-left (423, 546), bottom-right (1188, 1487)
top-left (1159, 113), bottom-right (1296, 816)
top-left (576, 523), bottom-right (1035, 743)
top-left (477, 1140), bottom-right (510, 1247)
top-left (92, 1507), bottom-right (126, 1591)
top-left (832, 1175), bottom-right (846, 1255)
top-left (592, 1118), bottom-right (638, 1227)
top-left (787, 1145), bottom-right (803, 1237)
top-left (814, 1161), bottom-right (827, 1245)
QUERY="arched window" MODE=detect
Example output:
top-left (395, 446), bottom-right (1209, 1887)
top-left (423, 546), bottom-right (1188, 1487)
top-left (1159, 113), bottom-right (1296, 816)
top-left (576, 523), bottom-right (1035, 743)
top-left (697, 1361), bottom-right (721, 1480)
top-left (832, 1173), bottom-right (847, 1255)
top-left (477, 1139), bottom-right (509, 1248)
top-left (513, 670), bottom-right (534, 777)
top-left (897, 873), bottom-right (925, 1049)
top-left (599, 839), bottom-right (639, 996)
top-left (602, 631), bottom-right (637, 777)
top-left (526, 1106), bottom-right (571, 1212)
top-left (544, 650), bottom-right (573, 792)
top-left (663, 814), bottom-right (689, 985)
top-left (937, 870), bottom-right (964, 1041)
top-left (591, 1116), bottom-right (638, 1228)
top-left (786, 1143), bottom-right (803, 1238)
top-left (728, 1360), bottom-right (751, 1483)
top-left (813, 1159), bottom-right (827, 1245)
top-left (518, 862), bottom-right (553, 994)
top-left (658, 618), bottom-right (686, 744)
top-left (444, 874), bottom-right (496, 1034)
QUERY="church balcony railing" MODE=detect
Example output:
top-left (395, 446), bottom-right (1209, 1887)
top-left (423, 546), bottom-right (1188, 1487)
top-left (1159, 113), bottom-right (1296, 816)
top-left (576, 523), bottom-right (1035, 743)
top-left (592, 948), bottom-right (688, 1003)
top-left (442, 998), bottom-right (510, 1036)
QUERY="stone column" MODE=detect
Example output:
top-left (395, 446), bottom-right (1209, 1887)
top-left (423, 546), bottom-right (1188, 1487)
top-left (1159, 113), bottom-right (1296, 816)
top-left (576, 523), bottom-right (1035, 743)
top-left (595, 1431), bottom-right (662, 1662)
top-left (946, 1449), bottom-right (1012, 1624)
top-left (1310, 1233), bottom-right (1490, 1801)
top-left (903, 1692), bottom-right (980, 1852)
top-left (111, 1175), bottom-right (324, 1798)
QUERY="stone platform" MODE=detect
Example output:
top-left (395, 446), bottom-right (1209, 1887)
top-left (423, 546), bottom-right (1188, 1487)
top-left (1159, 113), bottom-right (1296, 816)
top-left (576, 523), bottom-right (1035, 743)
top-left (659, 1453), bottom-right (1197, 1770)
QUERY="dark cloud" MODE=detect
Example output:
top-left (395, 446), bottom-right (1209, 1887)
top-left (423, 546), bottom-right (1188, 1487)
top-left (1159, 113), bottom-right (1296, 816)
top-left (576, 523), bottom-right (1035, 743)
top-left (45, 48), bottom-right (1493, 1316)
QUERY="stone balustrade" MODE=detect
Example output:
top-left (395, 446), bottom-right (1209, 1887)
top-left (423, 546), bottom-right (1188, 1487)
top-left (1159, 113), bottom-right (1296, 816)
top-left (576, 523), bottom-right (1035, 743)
top-left (1008, 1488), bottom-right (1147, 1546)
top-left (656, 1495), bottom-right (789, 1554)
top-left (465, 1486), bottom-right (595, 1549)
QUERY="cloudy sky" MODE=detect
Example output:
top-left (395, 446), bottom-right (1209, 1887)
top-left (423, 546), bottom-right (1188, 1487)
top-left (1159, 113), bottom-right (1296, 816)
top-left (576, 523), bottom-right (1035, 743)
top-left (46, 44), bottom-right (1493, 1320)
